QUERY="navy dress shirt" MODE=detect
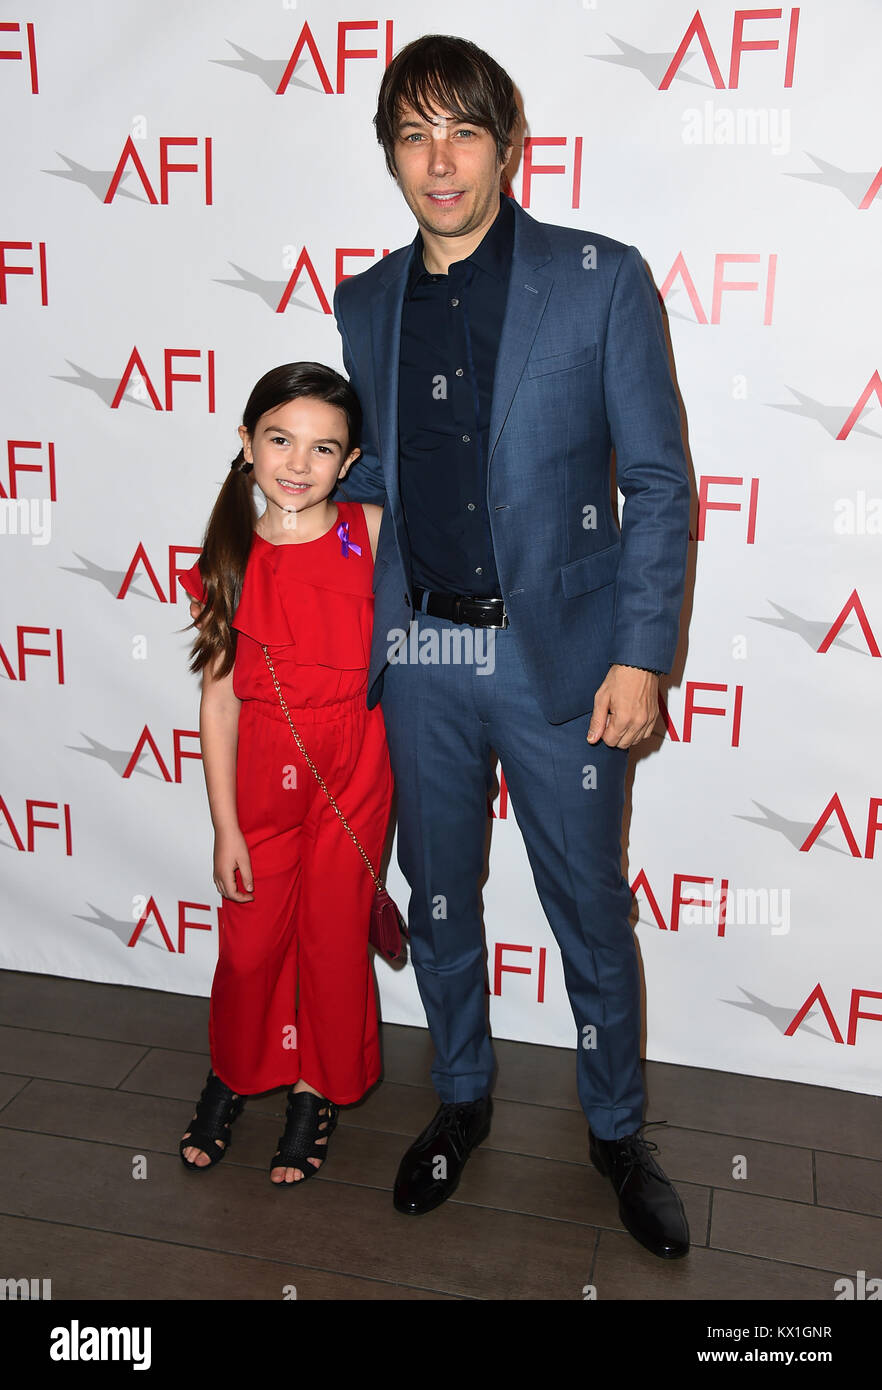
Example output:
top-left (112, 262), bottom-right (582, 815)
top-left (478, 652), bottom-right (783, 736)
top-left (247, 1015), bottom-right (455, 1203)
top-left (398, 190), bottom-right (514, 598)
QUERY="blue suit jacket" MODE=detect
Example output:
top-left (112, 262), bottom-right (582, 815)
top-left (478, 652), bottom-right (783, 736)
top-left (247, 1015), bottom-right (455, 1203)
top-left (332, 197), bottom-right (690, 724)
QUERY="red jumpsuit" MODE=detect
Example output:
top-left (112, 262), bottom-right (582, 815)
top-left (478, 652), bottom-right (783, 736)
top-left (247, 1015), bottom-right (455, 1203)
top-left (180, 500), bottom-right (393, 1103)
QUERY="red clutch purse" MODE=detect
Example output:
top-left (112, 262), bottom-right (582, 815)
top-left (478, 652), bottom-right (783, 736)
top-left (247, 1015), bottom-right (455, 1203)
top-left (262, 646), bottom-right (408, 962)
top-left (369, 887), bottom-right (409, 963)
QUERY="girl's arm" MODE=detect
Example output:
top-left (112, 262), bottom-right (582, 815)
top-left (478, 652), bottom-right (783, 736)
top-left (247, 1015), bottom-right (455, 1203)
top-left (200, 653), bottom-right (254, 902)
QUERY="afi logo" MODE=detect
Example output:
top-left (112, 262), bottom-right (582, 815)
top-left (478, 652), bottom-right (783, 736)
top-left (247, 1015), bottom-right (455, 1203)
top-left (786, 983), bottom-right (882, 1045)
top-left (111, 351), bottom-right (216, 412)
top-left (693, 476), bottom-right (759, 543)
top-left (661, 8), bottom-right (800, 89)
top-left (800, 794), bottom-right (882, 858)
top-left (632, 871), bottom-right (731, 935)
top-left (0, 796), bottom-right (72, 855)
top-left (658, 682), bottom-right (744, 747)
top-left (507, 138), bottom-right (584, 210)
top-left (1, 440), bottom-right (57, 500)
top-left (817, 590), bottom-right (879, 657)
top-left (116, 545), bottom-right (201, 601)
top-left (0, 21), bottom-right (38, 93)
top-left (660, 253), bottom-right (777, 325)
top-left (129, 897), bottom-right (219, 952)
top-left (0, 241), bottom-right (48, 305)
top-left (276, 20), bottom-right (394, 94)
top-left (105, 137), bottom-right (213, 204)
top-left (123, 727), bottom-right (202, 782)
top-left (491, 943), bottom-right (548, 1002)
top-left (0, 626), bottom-right (64, 682)
top-left (275, 245), bottom-right (394, 314)
top-left (837, 371), bottom-right (882, 440)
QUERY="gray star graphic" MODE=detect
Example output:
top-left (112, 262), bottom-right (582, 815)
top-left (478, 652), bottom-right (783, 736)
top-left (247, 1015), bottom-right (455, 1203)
top-left (68, 735), bottom-right (166, 780)
top-left (52, 361), bottom-right (151, 410)
top-left (590, 37), bottom-right (709, 88)
top-left (214, 262), bottom-right (323, 314)
top-left (74, 903), bottom-right (166, 950)
top-left (785, 153), bottom-right (881, 210)
top-left (769, 385), bottom-right (880, 440)
top-left (43, 154), bottom-right (143, 203)
top-left (60, 553), bottom-right (155, 600)
top-left (723, 986), bottom-right (830, 1039)
top-left (211, 42), bottom-right (320, 94)
top-left (734, 800), bottom-right (848, 854)
top-left (749, 601), bottom-right (867, 655)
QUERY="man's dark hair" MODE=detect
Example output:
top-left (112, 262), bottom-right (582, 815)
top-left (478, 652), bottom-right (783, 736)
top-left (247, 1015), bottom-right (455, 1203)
top-left (374, 34), bottom-right (519, 179)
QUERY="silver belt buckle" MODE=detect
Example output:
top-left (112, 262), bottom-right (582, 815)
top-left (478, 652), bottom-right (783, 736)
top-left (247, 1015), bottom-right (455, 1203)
top-left (482, 598), bottom-right (508, 630)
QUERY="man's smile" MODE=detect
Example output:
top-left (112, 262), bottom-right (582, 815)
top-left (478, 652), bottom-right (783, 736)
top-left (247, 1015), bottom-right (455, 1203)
top-left (426, 190), bottom-right (465, 205)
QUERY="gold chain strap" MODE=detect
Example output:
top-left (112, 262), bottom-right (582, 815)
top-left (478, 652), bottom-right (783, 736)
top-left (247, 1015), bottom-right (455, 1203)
top-left (261, 645), bottom-right (383, 892)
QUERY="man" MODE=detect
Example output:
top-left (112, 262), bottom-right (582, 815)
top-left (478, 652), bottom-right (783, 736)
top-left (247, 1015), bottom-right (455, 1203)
top-left (332, 33), bottom-right (691, 1258)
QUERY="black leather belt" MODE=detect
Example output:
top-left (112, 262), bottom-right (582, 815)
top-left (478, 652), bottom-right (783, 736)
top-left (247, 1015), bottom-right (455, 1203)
top-left (412, 585), bottom-right (509, 629)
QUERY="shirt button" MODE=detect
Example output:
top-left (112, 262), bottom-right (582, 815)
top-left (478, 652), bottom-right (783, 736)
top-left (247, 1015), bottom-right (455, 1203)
top-left (455, 368), bottom-right (464, 376)
top-left (462, 434), bottom-right (470, 443)
top-left (451, 297), bottom-right (459, 307)
top-left (467, 502), bottom-right (475, 511)
top-left (475, 567), bottom-right (483, 575)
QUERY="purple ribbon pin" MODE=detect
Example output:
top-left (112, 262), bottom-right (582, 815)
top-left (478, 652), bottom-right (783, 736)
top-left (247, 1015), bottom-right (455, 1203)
top-left (336, 520), bottom-right (362, 558)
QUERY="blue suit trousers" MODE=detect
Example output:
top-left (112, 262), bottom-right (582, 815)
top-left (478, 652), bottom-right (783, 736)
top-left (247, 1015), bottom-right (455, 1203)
top-left (378, 606), bottom-right (645, 1140)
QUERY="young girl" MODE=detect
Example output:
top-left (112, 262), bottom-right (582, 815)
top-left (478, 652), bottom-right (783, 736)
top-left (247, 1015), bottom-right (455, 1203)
top-left (177, 361), bottom-right (392, 1185)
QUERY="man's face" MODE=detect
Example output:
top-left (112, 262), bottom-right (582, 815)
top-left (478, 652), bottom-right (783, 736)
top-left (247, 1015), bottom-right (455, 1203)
top-left (391, 99), bottom-right (511, 242)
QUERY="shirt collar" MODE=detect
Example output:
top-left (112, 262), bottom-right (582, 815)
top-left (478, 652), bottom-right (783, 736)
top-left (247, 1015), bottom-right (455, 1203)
top-left (405, 190), bottom-right (514, 297)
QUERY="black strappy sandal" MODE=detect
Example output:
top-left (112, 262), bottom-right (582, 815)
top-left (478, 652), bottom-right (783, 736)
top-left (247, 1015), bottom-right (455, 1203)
top-left (270, 1088), bottom-right (338, 1185)
top-left (179, 1069), bottom-right (245, 1169)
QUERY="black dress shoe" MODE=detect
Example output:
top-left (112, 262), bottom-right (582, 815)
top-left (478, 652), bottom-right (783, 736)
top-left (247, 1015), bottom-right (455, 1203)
top-left (393, 1096), bottom-right (492, 1215)
top-left (589, 1121), bottom-right (690, 1259)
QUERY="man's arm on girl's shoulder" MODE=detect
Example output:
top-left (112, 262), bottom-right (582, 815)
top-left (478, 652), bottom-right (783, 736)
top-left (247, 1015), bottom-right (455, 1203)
top-left (332, 283), bottom-right (387, 506)
top-left (360, 502), bottom-right (383, 561)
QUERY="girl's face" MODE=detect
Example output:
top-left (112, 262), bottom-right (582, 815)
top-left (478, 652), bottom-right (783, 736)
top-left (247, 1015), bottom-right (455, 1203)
top-left (239, 396), bottom-right (360, 522)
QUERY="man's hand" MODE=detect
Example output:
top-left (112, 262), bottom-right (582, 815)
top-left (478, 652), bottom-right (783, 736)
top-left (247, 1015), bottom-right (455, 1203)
top-left (586, 664), bottom-right (660, 748)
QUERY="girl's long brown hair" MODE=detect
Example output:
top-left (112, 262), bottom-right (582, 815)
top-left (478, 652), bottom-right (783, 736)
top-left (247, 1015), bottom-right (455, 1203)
top-left (187, 361), bottom-right (362, 679)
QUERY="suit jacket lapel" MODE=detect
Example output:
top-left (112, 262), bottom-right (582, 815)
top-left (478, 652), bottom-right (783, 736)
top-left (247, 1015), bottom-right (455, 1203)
top-left (369, 250), bottom-right (411, 531)
top-left (487, 201), bottom-right (553, 469)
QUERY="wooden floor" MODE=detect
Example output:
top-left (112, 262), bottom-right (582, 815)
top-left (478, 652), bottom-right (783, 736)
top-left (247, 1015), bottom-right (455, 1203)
top-left (0, 969), bottom-right (879, 1302)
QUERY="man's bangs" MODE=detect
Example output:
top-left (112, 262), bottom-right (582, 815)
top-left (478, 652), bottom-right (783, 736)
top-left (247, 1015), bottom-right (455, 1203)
top-left (396, 68), bottom-right (491, 135)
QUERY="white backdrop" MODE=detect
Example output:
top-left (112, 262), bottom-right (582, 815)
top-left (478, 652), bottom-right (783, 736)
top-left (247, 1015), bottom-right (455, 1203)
top-left (2, 1), bottom-right (880, 1096)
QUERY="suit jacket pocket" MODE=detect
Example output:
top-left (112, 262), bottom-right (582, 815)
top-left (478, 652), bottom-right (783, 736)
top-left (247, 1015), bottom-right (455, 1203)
top-left (560, 539), bottom-right (621, 598)
top-left (527, 342), bottom-right (597, 379)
